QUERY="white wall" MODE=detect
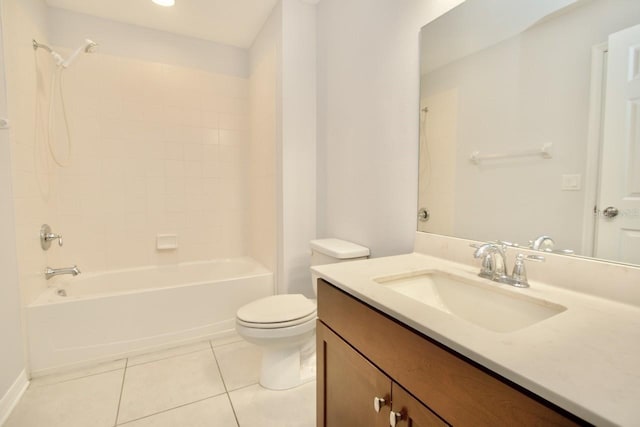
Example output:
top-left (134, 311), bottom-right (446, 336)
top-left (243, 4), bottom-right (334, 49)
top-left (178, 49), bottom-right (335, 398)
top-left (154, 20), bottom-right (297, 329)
top-left (279, 0), bottom-right (316, 296)
top-left (0, 104), bottom-right (26, 421)
top-left (0, 0), bottom-right (30, 421)
top-left (248, 0), bottom-right (317, 296)
top-left (47, 7), bottom-right (248, 77)
top-left (2, 0), bottom-right (53, 308)
top-left (316, 0), bottom-right (464, 258)
top-left (248, 4), bottom-right (279, 281)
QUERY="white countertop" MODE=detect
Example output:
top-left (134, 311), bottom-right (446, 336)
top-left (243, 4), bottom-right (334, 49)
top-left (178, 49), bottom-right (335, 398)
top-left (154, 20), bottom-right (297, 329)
top-left (312, 252), bottom-right (640, 426)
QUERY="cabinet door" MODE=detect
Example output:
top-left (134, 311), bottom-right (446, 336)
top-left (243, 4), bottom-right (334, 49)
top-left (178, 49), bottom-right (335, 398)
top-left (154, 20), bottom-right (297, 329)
top-left (317, 321), bottom-right (391, 427)
top-left (390, 383), bottom-right (448, 427)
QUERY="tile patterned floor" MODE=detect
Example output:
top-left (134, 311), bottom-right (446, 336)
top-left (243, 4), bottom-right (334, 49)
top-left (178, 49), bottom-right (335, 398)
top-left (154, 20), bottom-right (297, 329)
top-left (5, 337), bottom-right (316, 427)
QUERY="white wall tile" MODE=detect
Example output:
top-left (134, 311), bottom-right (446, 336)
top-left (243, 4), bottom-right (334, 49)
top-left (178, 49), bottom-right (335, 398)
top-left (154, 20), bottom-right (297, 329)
top-left (183, 143), bottom-right (204, 162)
top-left (162, 141), bottom-right (184, 160)
top-left (9, 48), bottom-right (250, 304)
top-left (202, 110), bottom-right (220, 129)
top-left (219, 129), bottom-right (245, 146)
top-left (203, 129), bottom-right (220, 146)
top-left (219, 114), bottom-right (248, 131)
top-left (165, 177), bottom-right (186, 196)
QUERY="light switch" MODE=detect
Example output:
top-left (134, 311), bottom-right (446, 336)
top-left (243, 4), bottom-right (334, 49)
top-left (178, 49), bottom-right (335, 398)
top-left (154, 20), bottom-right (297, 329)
top-left (562, 174), bottom-right (581, 191)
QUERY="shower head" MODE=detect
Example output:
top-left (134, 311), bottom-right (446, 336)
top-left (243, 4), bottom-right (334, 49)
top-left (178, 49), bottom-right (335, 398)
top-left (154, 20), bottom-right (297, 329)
top-left (84, 39), bottom-right (98, 53)
top-left (33, 38), bottom-right (98, 68)
top-left (61, 39), bottom-right (98, 68)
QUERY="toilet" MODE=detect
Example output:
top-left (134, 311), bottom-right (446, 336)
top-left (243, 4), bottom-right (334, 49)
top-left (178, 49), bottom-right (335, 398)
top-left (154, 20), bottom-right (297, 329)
top-left (235, 238), bottom-right (370, 390)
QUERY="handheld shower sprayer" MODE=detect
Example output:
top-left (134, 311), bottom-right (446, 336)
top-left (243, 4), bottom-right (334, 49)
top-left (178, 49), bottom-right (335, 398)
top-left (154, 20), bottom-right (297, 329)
top-left (62, 39), bottom-right (98, 68)
top-left (32, 38), bottom-right (98, 68)
top-left (32, 37), bottom-right (98, 168)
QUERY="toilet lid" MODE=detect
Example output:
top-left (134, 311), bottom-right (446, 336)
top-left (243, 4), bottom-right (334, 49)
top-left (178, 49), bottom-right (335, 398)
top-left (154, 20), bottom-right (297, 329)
top-left (237, 294), bottom-right (317, 325)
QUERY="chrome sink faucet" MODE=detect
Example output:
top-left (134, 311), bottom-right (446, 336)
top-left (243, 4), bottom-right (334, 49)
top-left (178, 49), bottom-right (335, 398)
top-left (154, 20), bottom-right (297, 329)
top-left (45, 265), bottom-right (80, 280)
top-left (530, 235), bottom-right (555, 251)
top-left (472, 243), bottom-right (544, 288)
top-left (472, 242), bottom-right (508, 281)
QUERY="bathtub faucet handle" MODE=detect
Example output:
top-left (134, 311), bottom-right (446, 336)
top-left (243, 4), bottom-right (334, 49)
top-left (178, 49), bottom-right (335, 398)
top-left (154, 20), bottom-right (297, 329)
top-left (40, 224), bottom-right (63, 250)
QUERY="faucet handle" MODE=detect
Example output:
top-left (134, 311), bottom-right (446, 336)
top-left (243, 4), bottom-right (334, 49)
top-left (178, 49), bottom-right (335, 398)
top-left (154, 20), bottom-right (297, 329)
top-left (471, 243), bottom-right (498, 278)
top-left (511, 254), bottom-right (545, 288)
top-left (40, 224), bottom-right (63, 250)
top-left (494, 240), bottom-right (519, 248)
top-left (521, 254), bottom-right (545, 263)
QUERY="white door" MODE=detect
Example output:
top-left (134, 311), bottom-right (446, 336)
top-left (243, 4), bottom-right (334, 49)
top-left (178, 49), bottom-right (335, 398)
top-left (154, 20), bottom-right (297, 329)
top-left (596, 24), bottom-right (640, 264)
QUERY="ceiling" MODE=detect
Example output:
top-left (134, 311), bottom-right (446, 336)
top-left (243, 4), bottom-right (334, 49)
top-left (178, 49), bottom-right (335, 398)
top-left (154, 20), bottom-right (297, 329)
top-left (45, 0), bottom-right (280, 48)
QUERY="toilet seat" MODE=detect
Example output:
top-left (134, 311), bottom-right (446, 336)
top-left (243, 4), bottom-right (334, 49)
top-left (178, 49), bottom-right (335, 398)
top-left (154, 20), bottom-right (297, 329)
top-left (236, 294), bottom-right (317, 329)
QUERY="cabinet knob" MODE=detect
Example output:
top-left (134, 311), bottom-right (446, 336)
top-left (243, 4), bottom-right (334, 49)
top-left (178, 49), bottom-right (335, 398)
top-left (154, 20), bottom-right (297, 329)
top-left (373, 396), bottom-right (386, 413)
top-left (389, 410), bottom-right (404, 427)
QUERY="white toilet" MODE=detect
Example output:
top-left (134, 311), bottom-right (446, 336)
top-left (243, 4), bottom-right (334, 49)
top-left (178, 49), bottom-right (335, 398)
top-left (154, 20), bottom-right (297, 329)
top-left (235, 238), bottom-right (369, 390)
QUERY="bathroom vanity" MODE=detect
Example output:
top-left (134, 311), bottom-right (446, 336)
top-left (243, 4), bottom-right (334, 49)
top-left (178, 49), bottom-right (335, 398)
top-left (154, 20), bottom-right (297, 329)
top-left (317, 280), bottom-right (581, 426)
top-left (313, 235), bottom-right (640, 426)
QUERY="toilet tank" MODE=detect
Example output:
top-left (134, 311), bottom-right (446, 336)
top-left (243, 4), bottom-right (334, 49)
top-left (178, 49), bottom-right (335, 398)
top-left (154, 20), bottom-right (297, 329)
top-left (310, 238), bottom-right (370, 295)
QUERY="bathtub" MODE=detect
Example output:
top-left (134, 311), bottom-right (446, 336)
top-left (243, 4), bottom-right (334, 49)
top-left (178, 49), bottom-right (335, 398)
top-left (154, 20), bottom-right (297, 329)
top-left (26, 257), bottom-right (273, 376)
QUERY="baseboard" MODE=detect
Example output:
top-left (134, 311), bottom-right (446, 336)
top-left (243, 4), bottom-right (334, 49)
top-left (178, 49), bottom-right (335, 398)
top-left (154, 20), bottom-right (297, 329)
top-left (29, 329), bottom-right (241, 379)
top-left (0, 370), bottom-right (29, 426)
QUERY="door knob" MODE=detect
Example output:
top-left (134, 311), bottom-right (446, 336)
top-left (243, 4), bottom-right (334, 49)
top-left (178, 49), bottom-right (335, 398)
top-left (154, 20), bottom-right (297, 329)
top-left (418, 208), bottom-right (430, 222)
top-left (603, 206), bottom-right (619, 218)
top-left (373, 396), bottom-right (386, 413)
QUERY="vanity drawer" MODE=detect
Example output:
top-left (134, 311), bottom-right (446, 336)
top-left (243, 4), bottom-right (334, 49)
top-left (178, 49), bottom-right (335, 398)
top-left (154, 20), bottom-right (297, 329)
top-left (317, 279), bottom-right (586, 426)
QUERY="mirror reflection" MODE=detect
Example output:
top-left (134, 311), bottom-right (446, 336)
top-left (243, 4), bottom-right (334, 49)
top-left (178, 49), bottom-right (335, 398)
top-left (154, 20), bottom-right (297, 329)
top-left (418, 0), bottom-right (640, 265)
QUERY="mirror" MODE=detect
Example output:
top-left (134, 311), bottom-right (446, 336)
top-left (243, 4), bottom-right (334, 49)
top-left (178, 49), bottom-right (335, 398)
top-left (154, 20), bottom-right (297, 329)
top-left (419, 0), bottom-right (640, 266)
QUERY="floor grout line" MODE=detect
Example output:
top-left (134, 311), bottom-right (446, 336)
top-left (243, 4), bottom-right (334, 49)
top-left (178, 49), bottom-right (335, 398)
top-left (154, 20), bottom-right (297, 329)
top-left (115, 394), bottom-right (227, 426)
top-left (113, 358), bottom-right (129, 427)
top-left (225, 393), bottom-right (241, 427)
top-left (210, 340), bottom-right (241, 427)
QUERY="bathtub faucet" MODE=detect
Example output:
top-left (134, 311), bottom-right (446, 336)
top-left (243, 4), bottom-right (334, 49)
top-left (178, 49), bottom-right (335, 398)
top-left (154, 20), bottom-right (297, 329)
top-left (45, 265), bottom-right (80, 280)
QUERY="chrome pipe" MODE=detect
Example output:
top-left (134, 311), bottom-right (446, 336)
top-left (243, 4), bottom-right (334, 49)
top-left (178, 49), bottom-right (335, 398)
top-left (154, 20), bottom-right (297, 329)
top-left (32, 39), bottom-right (54, 53)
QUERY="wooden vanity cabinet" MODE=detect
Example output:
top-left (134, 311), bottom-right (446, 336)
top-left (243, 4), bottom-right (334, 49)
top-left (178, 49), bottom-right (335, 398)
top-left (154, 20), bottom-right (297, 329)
top-left (316, 279), bottom-right (587, 427)
top-left (317, 321), bottom-right (446, 427)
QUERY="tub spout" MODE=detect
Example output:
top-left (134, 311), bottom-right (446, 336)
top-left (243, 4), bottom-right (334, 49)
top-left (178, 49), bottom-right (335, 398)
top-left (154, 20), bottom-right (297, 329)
top-left (45, 265), bottom-right (80, 280)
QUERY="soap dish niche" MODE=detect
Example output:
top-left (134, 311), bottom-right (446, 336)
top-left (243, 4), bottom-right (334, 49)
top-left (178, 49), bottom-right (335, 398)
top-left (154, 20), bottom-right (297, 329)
top-left (157, 234), bottom-right (178, 250)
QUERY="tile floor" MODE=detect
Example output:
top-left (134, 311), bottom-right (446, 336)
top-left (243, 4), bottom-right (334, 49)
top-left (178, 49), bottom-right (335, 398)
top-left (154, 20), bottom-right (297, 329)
top-left (5, 337), bottom-right (316, 427)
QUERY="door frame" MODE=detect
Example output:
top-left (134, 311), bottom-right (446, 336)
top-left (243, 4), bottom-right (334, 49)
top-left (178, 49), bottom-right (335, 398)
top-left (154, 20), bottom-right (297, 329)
top-left (581, 42), bottom-right (608, 257)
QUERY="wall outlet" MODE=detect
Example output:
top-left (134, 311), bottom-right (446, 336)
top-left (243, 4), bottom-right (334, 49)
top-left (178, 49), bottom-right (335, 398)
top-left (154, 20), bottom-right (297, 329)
top-left (562, 174), bottom-right (581, 191)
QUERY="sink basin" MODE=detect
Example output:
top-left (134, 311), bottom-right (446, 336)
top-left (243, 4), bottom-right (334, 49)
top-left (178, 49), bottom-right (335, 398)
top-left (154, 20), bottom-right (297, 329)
top-left (374, 270), bottom-right (566, 333)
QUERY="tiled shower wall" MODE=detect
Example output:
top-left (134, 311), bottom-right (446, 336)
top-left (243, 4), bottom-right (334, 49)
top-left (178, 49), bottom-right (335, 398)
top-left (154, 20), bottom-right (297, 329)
top-left (51, 52), bottom-right (250, 272)
top-left (4, 0), bottom-right (56, 305)
top-left (9, 42), bottom-right (250, 304)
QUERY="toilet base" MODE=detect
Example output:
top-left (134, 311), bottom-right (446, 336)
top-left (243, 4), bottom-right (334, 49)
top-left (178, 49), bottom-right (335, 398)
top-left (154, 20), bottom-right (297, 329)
top-left (259, 336), bottom-right (316, 390)
top-left (260, 347), bottom-right (301, 390)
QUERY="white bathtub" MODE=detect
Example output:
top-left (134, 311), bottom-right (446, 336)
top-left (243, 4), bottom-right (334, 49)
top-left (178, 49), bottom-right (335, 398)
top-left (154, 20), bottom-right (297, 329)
top-left (27, 257), bottom-right (273, 376)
